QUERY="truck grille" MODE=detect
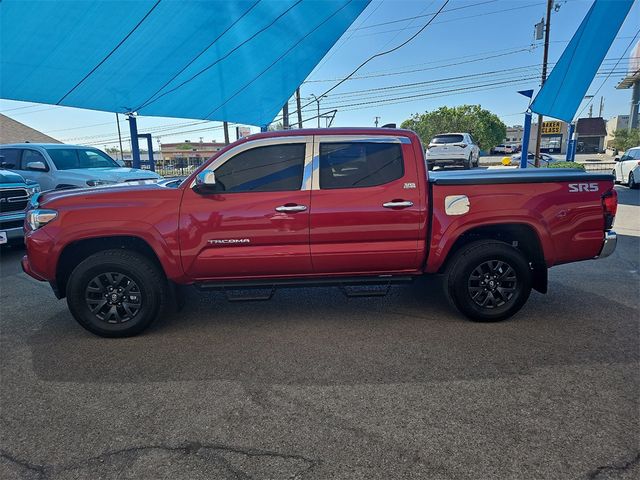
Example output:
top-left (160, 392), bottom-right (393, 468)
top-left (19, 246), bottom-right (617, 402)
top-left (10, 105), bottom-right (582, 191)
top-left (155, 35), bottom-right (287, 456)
top-left (0, 188), bottom-right (29, 213)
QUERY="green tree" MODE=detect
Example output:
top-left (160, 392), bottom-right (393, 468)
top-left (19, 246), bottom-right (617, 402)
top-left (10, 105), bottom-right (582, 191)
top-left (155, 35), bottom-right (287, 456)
top-left (610, 128), bottom-right (640, 152)
top-left (400, 105), bottom-right (507, 151)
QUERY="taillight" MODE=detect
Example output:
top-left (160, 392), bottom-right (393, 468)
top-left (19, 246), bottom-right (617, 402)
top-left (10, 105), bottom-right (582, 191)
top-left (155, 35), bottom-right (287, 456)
top-left (601, 188), bottom-right (617, 230)
top-left (454, 143), bottom-right (467, 148)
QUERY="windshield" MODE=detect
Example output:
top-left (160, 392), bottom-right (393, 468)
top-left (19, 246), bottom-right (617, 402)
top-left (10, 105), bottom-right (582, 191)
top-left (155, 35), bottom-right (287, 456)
top-left (431, 134), bottom-right (464, 144)
top-left (46, 148), bottom-right (119, 170)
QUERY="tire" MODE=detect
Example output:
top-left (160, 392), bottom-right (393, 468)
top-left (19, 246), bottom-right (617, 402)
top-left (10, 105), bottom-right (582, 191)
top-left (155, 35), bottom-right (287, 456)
top-left (612, 169), bottom-right (619, 184)
top-left (464, 154), bottom-right (472, 170)
top-left (66, 249), bottom-right (167, 337)
top-left (629, 172), bottom-right (638, 189)
top-left (444, 240), bottom-right (532, 322)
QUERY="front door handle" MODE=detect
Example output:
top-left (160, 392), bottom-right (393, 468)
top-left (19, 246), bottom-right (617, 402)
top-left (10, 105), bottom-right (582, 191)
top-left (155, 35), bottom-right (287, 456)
top-left (275, 204), bottom-right (307, 213)
top-left (383, 200), bottom-right (413, 209)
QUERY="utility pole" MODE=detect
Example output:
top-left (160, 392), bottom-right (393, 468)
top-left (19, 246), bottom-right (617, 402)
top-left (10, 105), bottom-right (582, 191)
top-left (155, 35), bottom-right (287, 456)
top-left (588, 104), bottom-right (593, 118)
top-left (223, 121), bottom-right (230, 145)
top-left (598, 96), bottom-right (604, 117)
top-left (115, 113), bottom-right (124, 161)
top-left (282, 101), bottom-right (289, 129)
top-left (311, 94), bottom-right (321, 128)
top-left (374, 116), bottom-right (380, 127)
top-left (295, 88), bottom-right (303, 128)
top-left (534, 0), bottom-right (553, 167)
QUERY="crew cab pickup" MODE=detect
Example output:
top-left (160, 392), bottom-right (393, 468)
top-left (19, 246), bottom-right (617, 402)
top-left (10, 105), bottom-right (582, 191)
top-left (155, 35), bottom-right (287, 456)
top-left (21, 128), bottom-right (618, 337)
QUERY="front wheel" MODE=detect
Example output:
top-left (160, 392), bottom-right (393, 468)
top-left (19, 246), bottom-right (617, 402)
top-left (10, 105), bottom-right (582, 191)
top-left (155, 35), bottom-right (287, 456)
top-left (66, 250), bottom-right (167, 337)
top-left (464, 154), bottom-right (472, 170)
top-left (445, 240), bottom-right (532, 322)
top-left (612, 169), bottom-right (619, 184)
top-left (629, 172), bottom-right (638, 189)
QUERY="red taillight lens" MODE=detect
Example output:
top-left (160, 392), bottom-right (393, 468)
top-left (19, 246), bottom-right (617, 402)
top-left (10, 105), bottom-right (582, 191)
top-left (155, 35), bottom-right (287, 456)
top-left (602, 188), bottom-right (617, 230)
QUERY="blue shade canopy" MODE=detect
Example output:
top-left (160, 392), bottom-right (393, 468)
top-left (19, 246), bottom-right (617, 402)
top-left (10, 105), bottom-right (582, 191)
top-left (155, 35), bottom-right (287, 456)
top-left (530, 0), bottom-right (634, 122)
top-left (0, 0), bottom-right (370, 126)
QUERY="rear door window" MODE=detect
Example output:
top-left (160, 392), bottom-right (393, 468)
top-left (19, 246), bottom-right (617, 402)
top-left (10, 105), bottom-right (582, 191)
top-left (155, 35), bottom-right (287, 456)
top-left (319, 142), bottom-right (404, 189)
top-left (431, 135), bottom-right (464, 144)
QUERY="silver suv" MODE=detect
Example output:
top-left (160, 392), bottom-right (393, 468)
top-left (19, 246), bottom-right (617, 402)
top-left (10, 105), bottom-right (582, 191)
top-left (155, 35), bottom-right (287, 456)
top-left (0, 144), bottom-right (161, 191)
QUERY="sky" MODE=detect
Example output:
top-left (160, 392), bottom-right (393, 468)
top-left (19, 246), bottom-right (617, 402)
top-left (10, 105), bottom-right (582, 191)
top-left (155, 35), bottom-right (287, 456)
top-left (0, 0), bottom-right (638, 151)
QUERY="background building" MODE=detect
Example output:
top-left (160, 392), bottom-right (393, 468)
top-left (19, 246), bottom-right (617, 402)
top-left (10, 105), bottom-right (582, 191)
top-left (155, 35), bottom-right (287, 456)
top-left (160, 141), bottom-right (226, 168)
top-left (528, 120), bottom-right (569, 154)
top-left (576, 117), bottom-right (607, 153)
top-left (0, 114), bottom-right (61, 144)
top-left (605, 115), bottom-right (629, 148)
top-left (504, 126), bottom-right (523, 146)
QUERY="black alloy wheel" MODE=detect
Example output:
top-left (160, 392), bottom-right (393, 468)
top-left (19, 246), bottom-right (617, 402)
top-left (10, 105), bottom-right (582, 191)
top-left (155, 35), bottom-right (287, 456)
top-left (467, 260), bottom-right (517, 309)
top-left (85, 272), bottom-right (142, 323)
top-left (67, 249), bottom-right (166, 337)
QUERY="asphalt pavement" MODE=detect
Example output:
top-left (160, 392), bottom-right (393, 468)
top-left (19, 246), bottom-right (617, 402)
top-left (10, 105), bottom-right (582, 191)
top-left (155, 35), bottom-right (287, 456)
top-left (1, 186), bottom-right (638, 480)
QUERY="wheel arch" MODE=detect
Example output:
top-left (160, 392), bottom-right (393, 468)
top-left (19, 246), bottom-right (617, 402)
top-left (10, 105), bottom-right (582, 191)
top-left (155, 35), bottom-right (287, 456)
top-left (55, 236), bottom-right (166, 299)
top-left (438, 223), bottom-right (548, 293)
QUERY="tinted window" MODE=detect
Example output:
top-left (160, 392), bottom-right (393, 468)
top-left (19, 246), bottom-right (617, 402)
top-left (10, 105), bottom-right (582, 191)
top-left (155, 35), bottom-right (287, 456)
top-left (22, 149), bottom-right (48, 170)
top-left (213, 144), bottom-right (305, 193)
top-left (432, 134), bottom-right (464, 144)
top-left (46, 148), bottom-right (118, 170)
top-left (319, 142), bottom-right (403, 189)
top-left (0, 148), bottom-right (21, 169)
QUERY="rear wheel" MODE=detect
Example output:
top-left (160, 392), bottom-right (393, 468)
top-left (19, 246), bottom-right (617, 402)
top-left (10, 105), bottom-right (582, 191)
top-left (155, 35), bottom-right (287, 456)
top-left (464, 154), bottom-right (472, 169)
top-left (629, 171), bottom-right (638, 189)
top-left (445, 240), bottom-right (532, 322)
top-left (66, 249), bottom-right (166, 337)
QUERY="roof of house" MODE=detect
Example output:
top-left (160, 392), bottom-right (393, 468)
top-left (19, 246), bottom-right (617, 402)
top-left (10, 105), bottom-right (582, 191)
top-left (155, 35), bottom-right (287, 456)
top-left (576, 117), bottom-right (607, 136)
top-left (0, 114), bottom-right (61, 144)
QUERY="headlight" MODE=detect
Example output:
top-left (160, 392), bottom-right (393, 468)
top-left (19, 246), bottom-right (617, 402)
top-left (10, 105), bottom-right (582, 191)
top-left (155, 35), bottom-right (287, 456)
top-left (26, 209), bottom-right (57, 230)
top-left (86, 179), bottom-right (117, 187)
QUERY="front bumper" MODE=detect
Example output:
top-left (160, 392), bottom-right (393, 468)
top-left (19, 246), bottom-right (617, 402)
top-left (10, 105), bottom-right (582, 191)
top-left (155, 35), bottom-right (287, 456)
top-left (596, 230), bottom-right (617, 259)
top-left (0, 212), bottom-right (26, 243)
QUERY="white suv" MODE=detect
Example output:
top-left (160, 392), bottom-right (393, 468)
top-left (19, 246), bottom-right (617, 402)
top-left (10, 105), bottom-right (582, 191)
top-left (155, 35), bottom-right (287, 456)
top-left (613, 146), bottom-right (640, 189)
top-left (0, 144), bottom-right (161, 191)
top-left (425, 133), bottom-right (480, 170)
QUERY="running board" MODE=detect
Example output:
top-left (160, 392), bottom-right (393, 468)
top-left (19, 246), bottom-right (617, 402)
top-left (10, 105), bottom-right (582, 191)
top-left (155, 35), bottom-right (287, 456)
top-left (195, 275), bottom-right (414, 301)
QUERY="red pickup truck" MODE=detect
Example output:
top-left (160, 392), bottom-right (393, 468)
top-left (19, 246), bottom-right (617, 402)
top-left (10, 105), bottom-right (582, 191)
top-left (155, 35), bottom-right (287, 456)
top-left (21, 128), bottom-right (618, 337)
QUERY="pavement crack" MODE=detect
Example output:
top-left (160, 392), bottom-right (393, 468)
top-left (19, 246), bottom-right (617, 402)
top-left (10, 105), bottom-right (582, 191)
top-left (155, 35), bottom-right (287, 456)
top-left (586, 451), bottom-right (640, 479)
top-left (0, 448), bottom-right (48, 479)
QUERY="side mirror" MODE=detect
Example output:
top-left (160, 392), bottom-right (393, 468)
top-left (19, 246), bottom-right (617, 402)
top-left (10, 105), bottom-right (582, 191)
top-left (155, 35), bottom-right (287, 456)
top-left (194, 170), bottom-right (216, 193)
top-left (614, 156), bottom-right (620, 162)
top-left (26, 161), bottom-right (47, 171)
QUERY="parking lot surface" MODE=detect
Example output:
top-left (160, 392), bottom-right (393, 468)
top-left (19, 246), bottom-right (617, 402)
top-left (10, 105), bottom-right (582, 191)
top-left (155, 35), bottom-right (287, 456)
top-left (1, 186), bottom-right (638, 480)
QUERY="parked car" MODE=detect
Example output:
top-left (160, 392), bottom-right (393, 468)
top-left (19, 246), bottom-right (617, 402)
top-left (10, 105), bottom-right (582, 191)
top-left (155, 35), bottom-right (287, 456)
top-left (22, 128), bottom-right (617, 337)
top-left (613, 146), bottom-right (640, 189)
top-left (425, 133), bottom-right (479, 170)
top-left (0, 169), bottom-right (39, 245)
top-left (0, 144), bottom-right (162, 191)
top-left (492, 144), bottom-right (516, 154)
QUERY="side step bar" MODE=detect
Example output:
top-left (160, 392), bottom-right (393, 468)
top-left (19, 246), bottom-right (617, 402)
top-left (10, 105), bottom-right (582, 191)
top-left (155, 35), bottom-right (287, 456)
top-left (195, 275), bottom-right (415, 301)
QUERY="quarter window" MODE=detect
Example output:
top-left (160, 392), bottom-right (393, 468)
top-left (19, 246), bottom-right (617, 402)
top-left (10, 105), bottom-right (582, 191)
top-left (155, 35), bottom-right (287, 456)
top-left (319, 142), bottom-right (404, 189)
top-left (213, 143), bottom-right (305, 193)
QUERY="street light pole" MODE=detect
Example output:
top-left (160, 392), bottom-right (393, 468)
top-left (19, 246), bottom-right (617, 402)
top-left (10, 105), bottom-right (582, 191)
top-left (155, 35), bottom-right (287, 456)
top-left (534, 0), bottom-right (553, 167)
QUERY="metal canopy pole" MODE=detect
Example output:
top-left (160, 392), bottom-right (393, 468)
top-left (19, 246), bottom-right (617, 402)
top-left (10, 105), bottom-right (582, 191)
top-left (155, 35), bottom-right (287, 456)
top-left (127, 114), bottom-right (141, 169)
top-left (137, 133), bottom-right (155, 172)
top-left (565, 123), bottom-right (575, 161)
top-left (520, 111), bottom-right (532, 169)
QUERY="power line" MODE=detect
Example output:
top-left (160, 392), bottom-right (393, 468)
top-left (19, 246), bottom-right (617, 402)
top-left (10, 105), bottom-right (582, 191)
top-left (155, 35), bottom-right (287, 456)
top-left (293, 0), bottom-right (451, 118)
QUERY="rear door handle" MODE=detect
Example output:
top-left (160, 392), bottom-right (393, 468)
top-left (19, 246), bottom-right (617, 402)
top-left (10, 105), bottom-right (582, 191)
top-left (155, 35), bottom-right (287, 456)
top-left (383, 201), bottom-right (413, 209)
top-left (275, 204), bottom-right (307, 213)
